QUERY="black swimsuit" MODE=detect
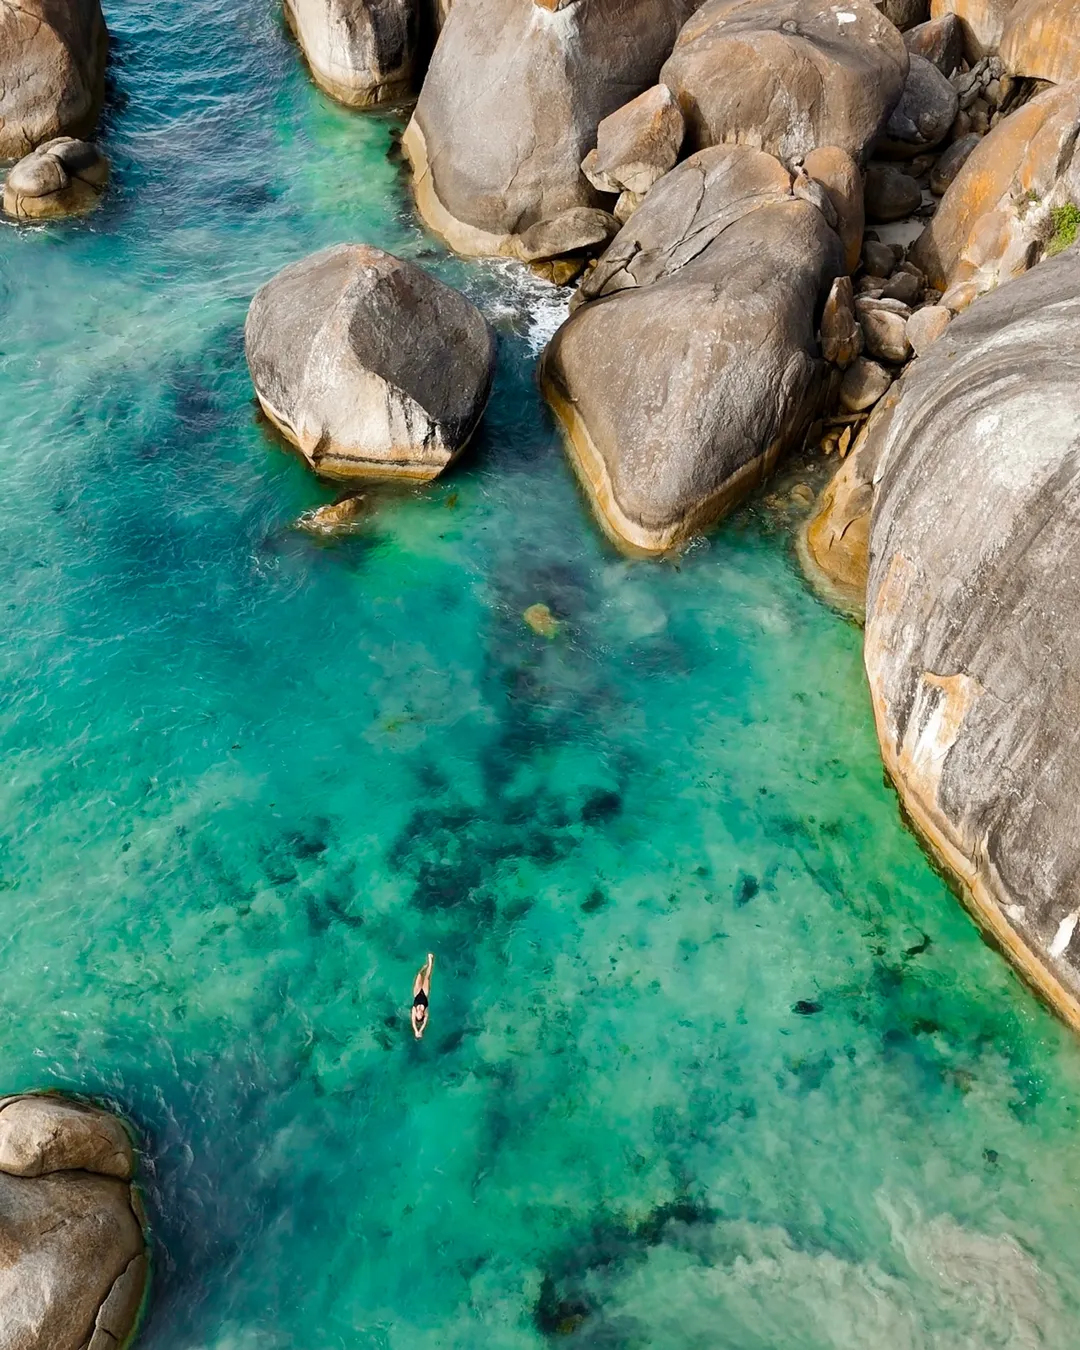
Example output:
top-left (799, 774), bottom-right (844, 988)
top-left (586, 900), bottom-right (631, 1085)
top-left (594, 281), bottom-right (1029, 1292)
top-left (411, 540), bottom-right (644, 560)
top-left (413, 989), bottom-right (428, 1009)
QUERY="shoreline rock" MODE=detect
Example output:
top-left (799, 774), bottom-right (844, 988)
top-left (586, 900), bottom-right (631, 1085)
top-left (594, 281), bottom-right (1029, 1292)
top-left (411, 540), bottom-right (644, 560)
top-left (245, 244), bottom-right (496, 481)
top-left (863, 247), bottom-right (1080, 1033)
top-left (2, 138), bottom-right (109, 220)
top-left (283, 0), bottom-right (418, 107)
top-left (0, 1093), bottom-right (149, 1350)
top-left (0, 0), bottom-right (108, 160)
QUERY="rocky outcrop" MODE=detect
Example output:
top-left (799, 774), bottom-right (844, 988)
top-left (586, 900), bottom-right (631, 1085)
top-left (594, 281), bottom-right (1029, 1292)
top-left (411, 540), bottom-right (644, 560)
top-left (862, 247), bottom-right (1080, 1029)
top-left (1000, 0), bottom-right (1080, 85)
top-left (2, 138), bottom-right (108, 220)
top-left (911, 81), bottom-right (1080, 297)
top-left (0, 0), bottom-right (107, 159)
top-left (283, 0), bottom-right (417, 106)
top-left (659, 0), bottom-right (909, 164)
top-left (542, 144), bottom-right (844, 552)
top-left (0, 1094), bottom-right (148, 1350)
top-left (245, 244), bottom-right (496, 481)
top-left (402, 0), bottom-right (697, 262)
top-left (929, 0), bottom-right (1018, 61)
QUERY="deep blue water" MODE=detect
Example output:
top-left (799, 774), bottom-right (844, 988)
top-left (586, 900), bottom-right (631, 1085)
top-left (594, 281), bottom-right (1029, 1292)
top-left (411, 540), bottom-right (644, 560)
top-left (3, 2), bottom-right (1080, 1346)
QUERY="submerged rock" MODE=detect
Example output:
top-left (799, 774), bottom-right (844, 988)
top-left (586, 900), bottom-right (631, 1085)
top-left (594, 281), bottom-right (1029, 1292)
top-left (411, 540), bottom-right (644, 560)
top-left (402, 0), bottom-right (696, 261)
top-left (2, 138), bottom-right (108, 220)
top-left (245, 244), bottom-right (496, 481)
top-left (295, 494), bottom-right (368, 534)
top-left (0, 1094), bottom-right (147, 1350)
top-left (660, 0), bottom-right (909, 163)
top-left (864, 247), bottom-right (1080, 1029)
top-left (0, 0), bottom-right (107, 159)
top-left (283, 0), bottom-right (418, 106)
top-left (543, 146), bottom-right (843, 553)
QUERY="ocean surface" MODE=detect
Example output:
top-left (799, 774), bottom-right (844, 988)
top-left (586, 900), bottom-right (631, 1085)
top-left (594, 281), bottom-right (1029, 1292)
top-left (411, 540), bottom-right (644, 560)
top-left (2, 2), bottom-right (1080, 1346)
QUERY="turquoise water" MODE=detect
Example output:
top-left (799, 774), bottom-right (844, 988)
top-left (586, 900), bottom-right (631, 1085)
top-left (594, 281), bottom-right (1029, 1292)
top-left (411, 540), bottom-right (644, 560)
top-left (3, 2), bottom-right (1080, 1345)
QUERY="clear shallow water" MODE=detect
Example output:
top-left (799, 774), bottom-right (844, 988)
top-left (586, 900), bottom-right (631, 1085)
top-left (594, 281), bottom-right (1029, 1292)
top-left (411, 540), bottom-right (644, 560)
top-left (3, 3), bottom-right (1080, 1347)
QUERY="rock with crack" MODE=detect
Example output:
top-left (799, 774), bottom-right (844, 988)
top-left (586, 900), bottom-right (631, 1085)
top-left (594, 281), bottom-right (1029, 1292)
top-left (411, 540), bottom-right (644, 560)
top-left (1000, 0), bottom-right (1080, 85)
top-left (928, 0), bottom-right (1019, 61)
top-left (283, 0), bottom-right (418, 106)
top-left (245, 244), bottom-right (496, 481)
top-left (401, 0), bottom-right (699, 262)
top-left (542, 144), bottom-right (844, 552)
top-left (2, 138), bottom-right (108, 220)
top-left (910, 80), bottom-right (1080, 295)
top-left (864, 245), bottom-right (1080, 1028)
top-left (0, 0), bottom-right (108, 159)
top-left (659, 0), bottom-right (909, 164)
top-left (0, 1093), bottom-right (148, 1350)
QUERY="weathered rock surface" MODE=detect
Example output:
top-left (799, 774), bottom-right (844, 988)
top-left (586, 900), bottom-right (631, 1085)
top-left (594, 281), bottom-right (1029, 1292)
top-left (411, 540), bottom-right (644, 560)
top-left (863, 247), bottom-right (1080, 1028)
top-left (878, 52), bottom-right (959, 156)
top-left (865, 162), bottom-right (922, 221)
top-left (402, 0), bottom-right (697, 260)
top-left (875, 0), bottom-right (930, 29)
top-left (659, 0), bottom-right (909, 164)
top-left (544, 145), bottom-right (844, 552)
top-left (802, 405), bottom-right (891, 611)
top-left (804, 146), bottom-right (865, 275)
top-left (904, 13), bottom-right (964, 72)
top-left (0, 0), bottom-right (107, 159)
top-left (929, 131), bottom-right (980, 194)
top-left (0, 1095), bottom-right (147, 1350)
top-left (911, 80), bottom-right (1080, 293)
top-left (0, 1095), bottom-right (133, 1179)
top-left (283, 0), bottom-right (418, 106)
top-left (840, 354), bottom-right (894, 410)
top-left (1000, 0), bottom-right (1080, 85)
top-left (584, 83), bottom-right (685, 197)
top-left (2, 138), bottom-right (108, 220)
top-left (905, 300), bottom-right (952, 349)
top-left (929, 0), bottom-right (1018, 61)
top-left (821, 275), bottom-right (862, 366)
top-left (245, 244), bottom-right (496, 481)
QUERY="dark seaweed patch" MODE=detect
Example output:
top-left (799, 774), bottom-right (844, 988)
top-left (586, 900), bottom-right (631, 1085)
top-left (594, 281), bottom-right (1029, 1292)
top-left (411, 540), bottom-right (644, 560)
top-left (734, 872), bottom-right (759, 907)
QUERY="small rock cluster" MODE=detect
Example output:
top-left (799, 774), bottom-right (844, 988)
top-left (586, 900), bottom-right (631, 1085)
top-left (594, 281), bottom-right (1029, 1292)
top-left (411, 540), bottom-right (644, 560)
top-left (3, 137), bottom-right (109, 221)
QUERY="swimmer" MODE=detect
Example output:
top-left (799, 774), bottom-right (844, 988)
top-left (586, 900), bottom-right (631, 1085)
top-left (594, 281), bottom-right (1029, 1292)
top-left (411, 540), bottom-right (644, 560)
top-left (411, 953), bottom-right (434, 1039)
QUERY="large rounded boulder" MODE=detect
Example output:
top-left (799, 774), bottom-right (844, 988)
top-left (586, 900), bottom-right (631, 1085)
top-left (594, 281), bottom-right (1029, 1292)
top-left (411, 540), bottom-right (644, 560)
top-left (910, 81), bottom-right (1080, 297)
top-left (0, 1094), bottom-right (148, 1350)
top-left (0, 0), bottom-right (107, 159)
top-left (283, 0), bottom-right (417, 106)
top-left (929, 0), bottom-right (1018, 60)
top-left (1000, 0), bottom-right (1080, 85)
top-left (402, 0), bottom-right (698, 262)
top-left (245, 244), bottom-right (496, 481)
top-left (659, 0), bottom-right (909, 164)
top-left (542, 144), bottom-right (844, 553)
top-left (864, 246), bottom-right (1080, 1028)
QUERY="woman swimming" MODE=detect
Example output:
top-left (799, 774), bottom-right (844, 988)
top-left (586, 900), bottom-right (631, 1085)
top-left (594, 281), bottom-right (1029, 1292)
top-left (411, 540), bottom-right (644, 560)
top-left (411, 953), bottom-right (434, 1039)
